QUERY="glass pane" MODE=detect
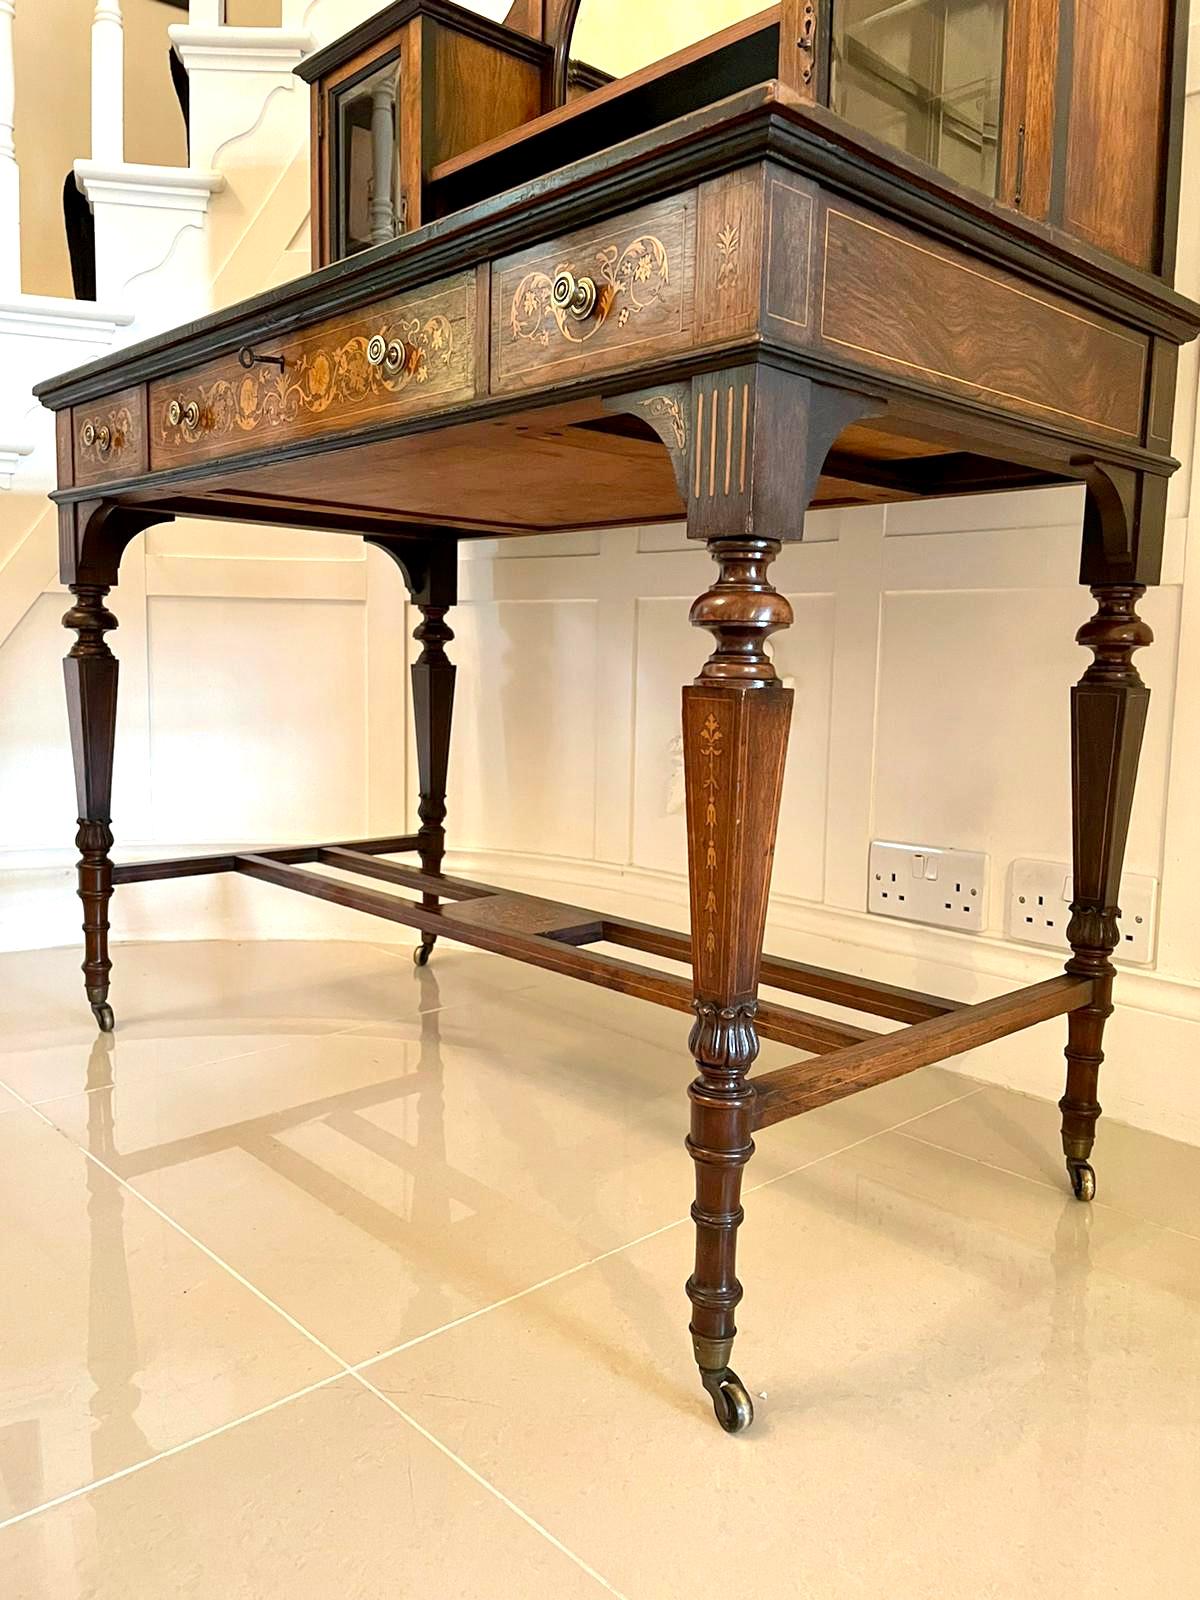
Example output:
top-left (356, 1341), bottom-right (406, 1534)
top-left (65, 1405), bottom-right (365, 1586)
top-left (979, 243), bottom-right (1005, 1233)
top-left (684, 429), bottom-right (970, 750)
top-left (831, 0), bottom-right (1007, 196)
top-left (333, 57), bottom-right (402, 259)
top-left (568, 1), bottom-right (766, 84)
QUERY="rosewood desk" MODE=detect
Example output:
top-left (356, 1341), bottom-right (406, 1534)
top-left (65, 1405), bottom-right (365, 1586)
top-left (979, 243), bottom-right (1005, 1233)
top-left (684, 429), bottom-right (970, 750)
top-left (36, 76), bottom-right (1200, 1431)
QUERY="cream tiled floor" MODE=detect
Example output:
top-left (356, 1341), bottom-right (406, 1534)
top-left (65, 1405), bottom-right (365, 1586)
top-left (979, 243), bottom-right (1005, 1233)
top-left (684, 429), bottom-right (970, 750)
top-left (1, 939), bottom-right (1196, 1598)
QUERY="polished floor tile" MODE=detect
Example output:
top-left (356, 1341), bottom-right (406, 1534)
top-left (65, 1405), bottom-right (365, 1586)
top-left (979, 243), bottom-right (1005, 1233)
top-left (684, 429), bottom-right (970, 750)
top-left (0, 1103), bottom-right (337, 1521)
top-left (900, 1080), bottom-right (1200, 1238)
top-left (0, 1378), bottom-right (615, 1600)
top-left (368, 1127), bottom-right (1200, 1600)
top-left (1, 937), bottom-right (1195, 1597)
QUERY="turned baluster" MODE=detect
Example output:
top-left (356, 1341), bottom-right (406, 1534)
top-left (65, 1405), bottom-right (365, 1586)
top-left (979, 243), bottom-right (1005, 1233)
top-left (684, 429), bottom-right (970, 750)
top-left (1062, 583), bottom-right (1152, 1201)
top-left (63, 584), bottom-right (121, 1032)
top-left (683, 535), bottom-right (794, 1431)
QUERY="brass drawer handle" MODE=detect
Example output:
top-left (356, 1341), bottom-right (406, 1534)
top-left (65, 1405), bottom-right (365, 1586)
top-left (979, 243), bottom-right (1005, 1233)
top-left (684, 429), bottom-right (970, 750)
top-left (81, 421), bottom-right (112, 454)
top-left (366, 333), bottom-right (411, 374)
top-left (551, 270), bottom-right (598, 321)
top-left (167, 399), bottom-right (201, 431)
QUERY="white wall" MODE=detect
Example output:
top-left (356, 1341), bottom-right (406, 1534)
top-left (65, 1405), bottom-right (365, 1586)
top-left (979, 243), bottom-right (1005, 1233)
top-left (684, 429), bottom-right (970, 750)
top-left (3, 4), bottom-right (1200, 1149)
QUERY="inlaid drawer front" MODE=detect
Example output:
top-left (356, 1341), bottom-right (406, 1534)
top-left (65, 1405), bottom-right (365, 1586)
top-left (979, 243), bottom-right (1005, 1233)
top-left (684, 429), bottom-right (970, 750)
top-left (72, 387), bottom-right (148, 485)
top-left (491, 192), bottom-right (697, 394)
top-left (817, 203), bottom-right (1148, 442)
top-left (149, 273), bottom-right (478, 472)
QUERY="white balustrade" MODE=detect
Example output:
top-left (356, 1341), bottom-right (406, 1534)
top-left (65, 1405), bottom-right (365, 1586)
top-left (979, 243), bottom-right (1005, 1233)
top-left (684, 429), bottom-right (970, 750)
top-left (0, 0), bottom-right (18, 295)
top-left (90, 0), bottom-right (124, 165)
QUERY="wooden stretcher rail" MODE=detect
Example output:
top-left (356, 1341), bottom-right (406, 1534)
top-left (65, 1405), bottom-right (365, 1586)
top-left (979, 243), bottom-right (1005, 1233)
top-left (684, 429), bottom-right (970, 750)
top-left (111, 834), bottom-right (422, 885)
top-left (751, 975), bottom-right (1095, 1129)
top-left (233, 853), bottom-right (879, 1056)
top-left (599, 917), bottom-right (961, 1024)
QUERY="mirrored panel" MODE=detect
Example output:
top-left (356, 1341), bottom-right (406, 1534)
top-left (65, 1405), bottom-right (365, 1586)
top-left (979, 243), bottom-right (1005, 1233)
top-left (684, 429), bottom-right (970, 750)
top-left (567, 0), bottom-right (769, 84)
top-left (830, 0), bottom-right (1007, 195)
top-left (332, 55), bottom-right (403, 259)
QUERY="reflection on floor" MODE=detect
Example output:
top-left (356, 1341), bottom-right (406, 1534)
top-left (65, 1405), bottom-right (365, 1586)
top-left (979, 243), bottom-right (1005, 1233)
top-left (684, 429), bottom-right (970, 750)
top-left (0, 939), bottom-right (1196, 1598)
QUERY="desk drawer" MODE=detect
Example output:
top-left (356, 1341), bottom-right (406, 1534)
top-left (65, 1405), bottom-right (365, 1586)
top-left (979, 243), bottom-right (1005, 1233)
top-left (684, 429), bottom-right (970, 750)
top-left (149, 272), bottom-right (478, 472)
top-left (491, 192), bottom-right (697, 394)
top-left (71, 387), bottom-right (149, 486)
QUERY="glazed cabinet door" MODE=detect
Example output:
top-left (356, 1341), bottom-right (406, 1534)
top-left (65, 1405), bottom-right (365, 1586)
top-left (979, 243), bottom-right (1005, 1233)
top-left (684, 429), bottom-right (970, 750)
top-left (826, 0), bottom-right (1009, 197)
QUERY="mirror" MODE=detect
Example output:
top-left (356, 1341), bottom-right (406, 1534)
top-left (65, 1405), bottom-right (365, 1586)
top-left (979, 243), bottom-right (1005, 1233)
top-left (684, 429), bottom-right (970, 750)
top-left (830, 0), bottom-right (1007, 196)
top-left (565, 1), bottom-right (770, 86)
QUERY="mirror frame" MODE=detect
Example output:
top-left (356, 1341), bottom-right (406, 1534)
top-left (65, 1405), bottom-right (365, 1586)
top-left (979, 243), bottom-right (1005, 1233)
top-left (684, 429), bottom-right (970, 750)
top-left (540, 2), bottom-right (819, 109)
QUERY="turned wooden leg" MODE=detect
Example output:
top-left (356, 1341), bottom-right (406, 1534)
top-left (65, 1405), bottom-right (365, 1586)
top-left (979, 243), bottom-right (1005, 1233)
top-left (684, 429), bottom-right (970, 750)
top-left (683, 536), bottom-right (793, 1431)
top-left (410, 597), bottom-right (456, 967)
top-left (63, 584), bottom-right (121, 1033)
top-left (1062, 583), bottom-right (1152, 1202)
top-left (364, 534), bottom-right (458, 967)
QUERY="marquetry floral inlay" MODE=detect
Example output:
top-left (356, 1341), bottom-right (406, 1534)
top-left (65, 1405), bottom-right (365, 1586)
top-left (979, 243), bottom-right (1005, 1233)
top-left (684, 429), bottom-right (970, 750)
top-left (716, 220), bottom-right (742, 290)
top-left (162, 315), bottom-right (455, 442)
top-left (509, 235), bottom-right (671, 349)
top-left (698, 712), bottom-right (722, 955)
top-left (78, 405), bottom-right (135, 463)
top-left (637, 393), bottom-right (688, 452)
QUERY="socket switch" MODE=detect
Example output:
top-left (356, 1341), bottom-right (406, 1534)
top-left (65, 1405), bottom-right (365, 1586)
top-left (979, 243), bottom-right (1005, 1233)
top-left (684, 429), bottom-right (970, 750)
top-left (868, 841), bottom-right (988, 933)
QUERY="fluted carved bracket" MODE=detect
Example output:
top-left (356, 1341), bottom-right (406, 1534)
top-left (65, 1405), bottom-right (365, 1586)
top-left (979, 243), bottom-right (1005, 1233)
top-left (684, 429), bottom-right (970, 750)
top-left (1077, 462), bottom-right (1167, 588)
top-left (59, 500), bottom-right (171, 589)
top-left (687, 365), bottom-right (883, 546)
top-left (601, 382), bottom-right (692, 500)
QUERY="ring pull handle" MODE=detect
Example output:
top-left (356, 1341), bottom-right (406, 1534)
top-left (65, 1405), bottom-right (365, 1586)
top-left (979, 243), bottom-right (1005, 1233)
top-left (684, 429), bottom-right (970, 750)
top-left (366, 333), bottom-right (411, 375)
top-left (551, 269), bottom-right (598, 322)
top-left (167, 399), bottom-right (201, 431)
top-left (81, 421), bottom-right (112, 454)
top-left (238, 345), bottom-right (286, 372)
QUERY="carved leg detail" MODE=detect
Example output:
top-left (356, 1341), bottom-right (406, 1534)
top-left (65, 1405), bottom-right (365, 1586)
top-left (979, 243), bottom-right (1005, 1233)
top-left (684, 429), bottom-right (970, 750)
top-left (1063, 583), bottom-right (1152, 1201)
top-left (683, 537), bottom-right (793, 1431)
top-left (411, 601), bottom-right (456, 966)
top-left (63, 585), bottom-right (120, 1032)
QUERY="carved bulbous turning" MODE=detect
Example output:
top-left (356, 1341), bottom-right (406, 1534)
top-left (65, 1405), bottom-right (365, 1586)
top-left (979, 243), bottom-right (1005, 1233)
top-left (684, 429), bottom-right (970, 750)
top-left (690, 538), bottom-right (793, 687)
top-left (62, 586), bottom-right (118, 657)
top-left (1075, 584), bottom-right (1153, 686)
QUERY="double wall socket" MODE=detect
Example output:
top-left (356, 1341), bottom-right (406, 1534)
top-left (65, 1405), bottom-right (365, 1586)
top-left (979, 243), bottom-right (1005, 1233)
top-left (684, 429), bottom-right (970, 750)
top-left (1008, 859), bottom-right (1158, 965)
top-left (868, 841), bottom-right (988, 933)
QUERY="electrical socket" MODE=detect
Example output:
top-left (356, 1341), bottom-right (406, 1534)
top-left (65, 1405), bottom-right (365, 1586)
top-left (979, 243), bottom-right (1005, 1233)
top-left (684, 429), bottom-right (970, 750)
top-left (868, 841), bottom-right (988, 933)
top-left (1008, 859), bottom-right (1158, 965)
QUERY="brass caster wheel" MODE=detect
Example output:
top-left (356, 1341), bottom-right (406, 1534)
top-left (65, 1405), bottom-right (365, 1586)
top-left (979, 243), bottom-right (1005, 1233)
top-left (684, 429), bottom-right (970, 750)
top-left (412, 941), bottom-right (435, 968)
top-left (1068, 1159), bottom-right (1096, 1203)
top-left (91, 1002), bottom-right (114, 1034)
top-left (701, 1368), bottom-right (754, 1434)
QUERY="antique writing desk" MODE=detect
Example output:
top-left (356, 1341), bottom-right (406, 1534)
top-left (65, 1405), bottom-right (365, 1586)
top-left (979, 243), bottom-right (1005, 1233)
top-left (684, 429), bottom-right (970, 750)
top-left (36, 1), bottom-right (1200, 1431)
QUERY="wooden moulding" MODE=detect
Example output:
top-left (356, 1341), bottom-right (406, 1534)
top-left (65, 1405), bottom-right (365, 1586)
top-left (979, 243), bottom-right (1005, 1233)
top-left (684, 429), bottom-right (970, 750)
top-left (751, 975), bottom-right (1095, 1129)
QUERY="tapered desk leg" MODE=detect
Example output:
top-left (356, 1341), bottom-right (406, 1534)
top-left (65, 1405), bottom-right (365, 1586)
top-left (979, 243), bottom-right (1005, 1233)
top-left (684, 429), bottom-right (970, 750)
top-left (62, 584), bottom-right (120, 1033)
top-left (411, 597), bottom-right (456, 967)
top-left (365, 534), bottom-right (458, 967)
top-left (1062, 583), bottom-right (1152, 1202)
top-left (683, 538), bottom-right (793, 1432)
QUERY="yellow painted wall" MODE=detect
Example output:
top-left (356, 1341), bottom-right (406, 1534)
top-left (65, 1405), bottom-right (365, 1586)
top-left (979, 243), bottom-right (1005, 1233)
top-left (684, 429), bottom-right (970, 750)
top-left (14, 0), bottom-right (188, 299)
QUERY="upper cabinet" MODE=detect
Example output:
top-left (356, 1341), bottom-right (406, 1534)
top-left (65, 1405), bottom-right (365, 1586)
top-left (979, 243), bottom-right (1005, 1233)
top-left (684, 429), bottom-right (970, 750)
top-left (829, 0), bottom-right (1007, 199)
top-left (298, 0), bottom-right (1187, 280)
top-left (297, 1), bottom-right (550, 267)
